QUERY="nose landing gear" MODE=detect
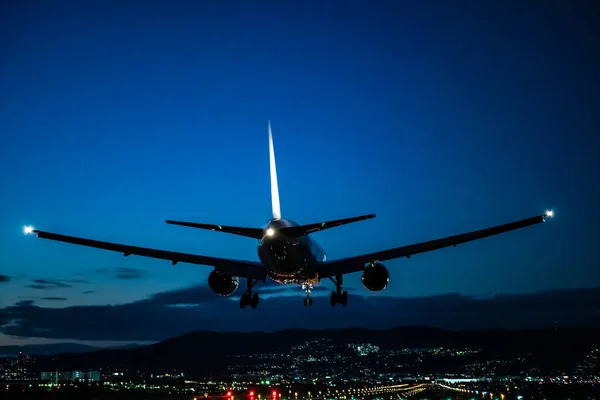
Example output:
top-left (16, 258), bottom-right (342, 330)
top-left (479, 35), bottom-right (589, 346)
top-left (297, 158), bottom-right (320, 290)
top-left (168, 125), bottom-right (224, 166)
top-left (302, 282), bottom-right (313, 306)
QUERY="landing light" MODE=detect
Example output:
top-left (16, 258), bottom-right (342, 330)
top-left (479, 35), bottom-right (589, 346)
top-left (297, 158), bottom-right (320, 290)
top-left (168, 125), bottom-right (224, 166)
top-left (266, 228), bottom-right (275, 236)
top-left (545, 209), bottom-right (554, 218)
top-left (23, 225), bottom-right (34, 235)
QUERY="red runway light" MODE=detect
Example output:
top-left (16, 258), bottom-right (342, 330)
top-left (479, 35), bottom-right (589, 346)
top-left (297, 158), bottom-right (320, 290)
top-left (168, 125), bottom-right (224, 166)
top-left (249, 391), bottom-right (255, 396)
top-left (272, 391), bottom-right (277, 396)
top-left (227, 392), bottom-right (232, 397)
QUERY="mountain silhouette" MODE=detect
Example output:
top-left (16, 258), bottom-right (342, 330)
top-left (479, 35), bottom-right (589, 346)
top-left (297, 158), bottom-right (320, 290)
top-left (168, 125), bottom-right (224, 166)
top-left (31, 326), bottom-right (600, 378)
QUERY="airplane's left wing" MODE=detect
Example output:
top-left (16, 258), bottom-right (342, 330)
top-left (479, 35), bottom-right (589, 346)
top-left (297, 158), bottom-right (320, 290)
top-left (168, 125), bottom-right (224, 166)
top-left (316, 213), bottom-right (550, 278)
top-left (32, 230), bottom-right (267, 280)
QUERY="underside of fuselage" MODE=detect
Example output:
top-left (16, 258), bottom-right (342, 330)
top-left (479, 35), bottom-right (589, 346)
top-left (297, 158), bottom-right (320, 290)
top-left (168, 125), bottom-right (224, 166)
top-left (257, 218), bottom-right (325, 285)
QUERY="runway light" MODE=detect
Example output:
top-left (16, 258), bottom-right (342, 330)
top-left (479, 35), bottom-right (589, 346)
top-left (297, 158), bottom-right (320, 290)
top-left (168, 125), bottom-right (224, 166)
top-left (266, 228), bottom-right (275, 236)
top-left (24, 225), bottom-right (34, 235)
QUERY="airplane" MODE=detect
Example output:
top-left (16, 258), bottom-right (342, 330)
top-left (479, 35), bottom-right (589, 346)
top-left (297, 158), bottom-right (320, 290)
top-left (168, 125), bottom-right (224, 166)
top-left (25, 121), bottom-right (553, 308)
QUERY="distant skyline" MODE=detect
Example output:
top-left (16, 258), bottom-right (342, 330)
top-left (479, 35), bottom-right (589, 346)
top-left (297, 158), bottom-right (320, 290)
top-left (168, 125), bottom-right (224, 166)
top-left (1, 0), bottom-right (599, 345)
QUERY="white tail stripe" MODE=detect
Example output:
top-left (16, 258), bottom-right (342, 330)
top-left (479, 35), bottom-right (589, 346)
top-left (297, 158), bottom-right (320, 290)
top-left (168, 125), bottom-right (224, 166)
top-left (268, 121), bottom-right (281, 220)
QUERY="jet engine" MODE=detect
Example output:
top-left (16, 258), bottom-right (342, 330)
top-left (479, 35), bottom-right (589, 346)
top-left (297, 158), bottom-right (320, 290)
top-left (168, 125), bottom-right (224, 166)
top-left (361, 262), bottom-right (389, 292)
top-left (208, 270), bottom-right (239, 296)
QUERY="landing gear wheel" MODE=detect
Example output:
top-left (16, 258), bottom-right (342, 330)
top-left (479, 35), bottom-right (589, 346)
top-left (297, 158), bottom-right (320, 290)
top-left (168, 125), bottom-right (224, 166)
top-left (240, 293), bottom-right (249, 309)
top-left (240, 279), bottom-right (260, 309)
top-left (330, 291), bottom-right (348, 306)
top-left (329, 275), bottom-right (348, 307)
top-left (240, 292), bottom-right (259, 308)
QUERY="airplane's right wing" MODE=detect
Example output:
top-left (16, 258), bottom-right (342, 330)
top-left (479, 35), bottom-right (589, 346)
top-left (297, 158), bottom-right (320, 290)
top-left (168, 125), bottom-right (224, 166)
top-left (32, 229), bottom-right (267, 280)
top-left (316, 213), bottom-right (551, 278)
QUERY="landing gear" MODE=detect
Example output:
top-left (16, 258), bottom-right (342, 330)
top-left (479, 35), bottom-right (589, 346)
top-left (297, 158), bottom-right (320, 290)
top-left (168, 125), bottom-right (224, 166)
top-left (302, 283), bottom-right (313, 306)
top-left (329, 274), bottom-right (348, 306)
top-left (240, 279), bottom-right (259, 309)
top-left (240, 292), bottom-right (259, 308)
top-left (330, 290), bottom-right (348, 306)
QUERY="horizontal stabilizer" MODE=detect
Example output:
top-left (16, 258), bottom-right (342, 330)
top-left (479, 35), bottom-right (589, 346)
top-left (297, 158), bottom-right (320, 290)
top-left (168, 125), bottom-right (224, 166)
top-left (165, 220), bottom-right (264, 239)
top-left (280, 214), bottom-right (375, 237)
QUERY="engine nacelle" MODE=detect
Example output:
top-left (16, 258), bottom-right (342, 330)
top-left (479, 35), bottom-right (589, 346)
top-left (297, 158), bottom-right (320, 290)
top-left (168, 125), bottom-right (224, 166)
top-left (208, 270), bottom-right (239, 296)
top-left (361, 262), bottom-right (389, 292)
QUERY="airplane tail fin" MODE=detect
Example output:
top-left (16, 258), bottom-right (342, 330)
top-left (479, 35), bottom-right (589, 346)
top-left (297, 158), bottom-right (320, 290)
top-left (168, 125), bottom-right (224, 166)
top-left (268, 120), bottom-right (282, 220)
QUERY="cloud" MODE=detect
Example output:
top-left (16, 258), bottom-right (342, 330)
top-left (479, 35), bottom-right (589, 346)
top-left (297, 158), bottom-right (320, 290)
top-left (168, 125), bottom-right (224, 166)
top-left (69, 279), bottom-right (91, 284)
top-left (255, 285), bottom-right (354, 296)
top-left (114, 267), bottom-right (145, 280)
top-left (83, 290), bottom-right (94, 295)
top-left (18, 296), bottom-right (69, 302)
top-left (1, 285), bottom-right (599, 342)
top-left (13, 300), bottom-right (35, 308)
top-left (25, 279), bottom-right (73, 290)
top-left (95, 267), bottom-right (146, 280)
top-left (24, 278), bottom-right (90, 290)
top-left (0, 275), bottom-right (10, 283)
top-left (144, 281), bottom-right (350, 307)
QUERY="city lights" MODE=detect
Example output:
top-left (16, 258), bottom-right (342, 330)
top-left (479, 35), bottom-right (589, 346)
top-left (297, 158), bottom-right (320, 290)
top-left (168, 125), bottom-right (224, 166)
top-left (2, 338), bottom-right (598, 399)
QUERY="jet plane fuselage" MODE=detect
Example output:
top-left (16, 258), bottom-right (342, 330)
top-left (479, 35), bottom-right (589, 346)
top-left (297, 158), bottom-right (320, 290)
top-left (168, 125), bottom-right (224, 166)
top-left (257, 218), bottom-right (325, 284)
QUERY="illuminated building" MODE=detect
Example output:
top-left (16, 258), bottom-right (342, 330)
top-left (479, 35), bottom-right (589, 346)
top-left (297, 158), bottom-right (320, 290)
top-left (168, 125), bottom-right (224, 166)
top-left (40, 370), bottom-right (101, 382)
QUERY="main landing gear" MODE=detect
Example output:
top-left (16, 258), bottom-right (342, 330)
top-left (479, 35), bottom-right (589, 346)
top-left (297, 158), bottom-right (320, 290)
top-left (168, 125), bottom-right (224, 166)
top-left (240, 279), bottom-right (259, 309)
top-left (302, 283), bottom-right (313, 306)
top-left (329, 274), bottom-right (348, 307)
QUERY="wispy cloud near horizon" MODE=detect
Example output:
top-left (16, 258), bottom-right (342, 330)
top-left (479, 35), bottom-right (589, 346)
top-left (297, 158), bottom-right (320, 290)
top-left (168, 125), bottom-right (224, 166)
top-left (1, 285), bottom-right (598, 343)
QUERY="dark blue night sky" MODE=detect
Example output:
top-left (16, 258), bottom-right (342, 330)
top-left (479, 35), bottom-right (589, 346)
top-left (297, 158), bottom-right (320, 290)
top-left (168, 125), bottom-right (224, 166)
top-left (1, 1), bottom-right (599, 346)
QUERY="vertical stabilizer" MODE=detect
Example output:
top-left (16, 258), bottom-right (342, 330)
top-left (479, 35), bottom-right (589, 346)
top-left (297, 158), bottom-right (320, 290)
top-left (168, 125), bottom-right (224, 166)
top-left (268, 121), bottom-right (282, 220)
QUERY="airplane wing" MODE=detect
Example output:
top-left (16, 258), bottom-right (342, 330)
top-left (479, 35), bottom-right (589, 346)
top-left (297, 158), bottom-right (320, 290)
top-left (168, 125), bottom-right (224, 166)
top-left (32, 230), bottom-right (267, 280)
top-left (316, 213), bottom-right (549, 278)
